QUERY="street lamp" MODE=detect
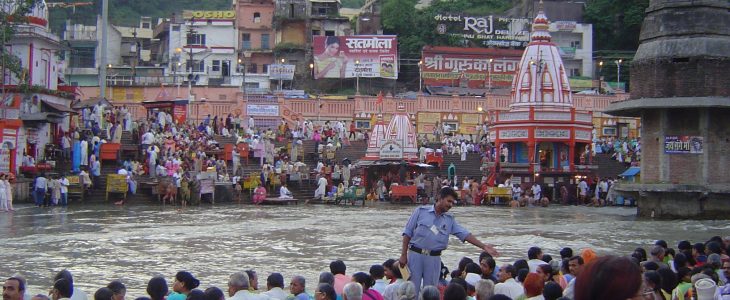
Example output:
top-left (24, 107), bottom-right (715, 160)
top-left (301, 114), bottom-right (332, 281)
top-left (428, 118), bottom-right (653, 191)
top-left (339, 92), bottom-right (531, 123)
top-left (176, 62), bottom-right (182, 97)
top-left (598, 61), bottom-right (604, 93)
top-left (279, 58), bottom-right (285, 91)
top-left (615, 59), bottom-right (622, 92)
top-left (309, 63), bottom-right (314, 78)
top-left (355, 59), bottom-right (360, 95)
top-left (418, 60), bottom-right (423, 93)
top-left (487, 58), bottom-right (493, 92)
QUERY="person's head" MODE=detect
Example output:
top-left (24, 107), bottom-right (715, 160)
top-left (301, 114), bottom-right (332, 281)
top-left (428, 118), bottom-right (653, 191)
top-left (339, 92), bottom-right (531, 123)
top-left (650, 245), bottom-right (665, 261)
top-left (706, 241), bottom-right (723, 255)
top-left (516, 269), bottom-right (529, 283)
top-left (318, 272), bottom-right (335, 286)
top-left (186, 290), bottom-right (205, 300)
top-left (51, 278), bottom-right (73, 300)
top-left (227, 272), bottom-right (249, 297)
top-left (486, 296), bottom-right (510, 300)
top-left (244, 270), bottom-right (257, 290)
top-left (53, 270), bottom-right (74, 287)
top-left (323, 36), bottom-right (340, 56)
top-left (315, 284), bottom-right (336, 300)
top-left (643, 271), bottom-right (662, 293)
top-left (655, 240), bottom-right (668, 250)
top-left (443, 283), bottom-right (466, 300)
top-left (342, 283), bottom-right (362, 300)
top-left (107, 281), bottom-right (126, 300)
top-left (678, 240), bottom-right (692, 252)
top-left (146, 277), bottom-right (168, 300)
top-left (289, 276), bottom-right (306, 296)
top-left (523, 273), bottom-right (544, 297)
top-left (642, 261), bottom-right (659, 272)
top-left (463, 263), bottom-right (482, 277)
top-left (723, 261), bottom-right (730, 279)
top-left (351, 272), bottom-right (374, 290)
top-left (677, 267), bottom-right (692, 283)
top-left (559, 248), bottom-right (573, 260)
top-left (479, 257), bottom-right (495, 278)
top-left (94, 288), bottom-right (114, 300)
top-left (536, 264), bottom-right (553, 282)
top-left (174, 272), bottom-right (200, 293)
top-left (568, 256), bottom-right (584, 276)
top-left (633, 248), bottom-right (647, 262)
top-left (203, 287), bottom-right (224, 300)
top-left (418, 286), bottom-right (440, 300)
top-left (574, 256), bottom-right (642, 300)
top-left (527, 247), bottom-right (543, 260)
top-left (436, 187), bottom-right (458, 213)
top-left (396, 282), bottom-right (416, 300)
top-left (497, 264), bottom-right (515, 283)
top-left (330, 260), bottom-right (347, 275)
top-left (656, 268), bottom-right (678, 295)
top-left (266, 273), bottom-right (284, 290)
top-left (542, 282), bottom-right (562, 300)
top-left (3, 277), bottom-right (26, 300)
top-left (369, 265), bottom-right (385, 280)
top-left (674, 252), bottom-right (688, 270)
top-left (513, 259), bottom-right (528, 273)
top-left (474, 280), bottom-right (494, 300)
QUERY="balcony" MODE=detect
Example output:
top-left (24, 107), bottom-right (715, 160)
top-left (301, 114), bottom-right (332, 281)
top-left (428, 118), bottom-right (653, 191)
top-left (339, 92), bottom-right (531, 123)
top-left (559, 47), bottom-right (576, 58)
top-left (64, 29), bottom-right (97, 41)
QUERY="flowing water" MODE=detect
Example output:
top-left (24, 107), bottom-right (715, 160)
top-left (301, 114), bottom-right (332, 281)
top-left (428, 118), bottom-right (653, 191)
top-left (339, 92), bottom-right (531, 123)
top-left (1, 204), bottom-right (727, 297)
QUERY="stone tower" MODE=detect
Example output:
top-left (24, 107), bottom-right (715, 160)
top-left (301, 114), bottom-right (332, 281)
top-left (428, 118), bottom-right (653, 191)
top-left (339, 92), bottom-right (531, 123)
top-left (606, 0), bottom-right (730, 218)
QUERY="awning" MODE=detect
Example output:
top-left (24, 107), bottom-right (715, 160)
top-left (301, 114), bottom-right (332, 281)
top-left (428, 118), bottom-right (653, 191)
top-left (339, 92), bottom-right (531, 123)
top-left (42, 100), bottom-right (76, 113)
top-left (20, 112), bottom-right (64, 123)
top-left (619, 167), bottom-right (640, 177)
top-left (355, 160), bottom-right (433, 168)
top-left (72, 97), bottom-right (111, 109)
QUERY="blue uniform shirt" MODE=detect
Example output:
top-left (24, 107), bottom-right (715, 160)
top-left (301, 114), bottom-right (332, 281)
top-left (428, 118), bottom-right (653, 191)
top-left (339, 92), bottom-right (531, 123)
top-left (403, 205), bottom-right (470, 251)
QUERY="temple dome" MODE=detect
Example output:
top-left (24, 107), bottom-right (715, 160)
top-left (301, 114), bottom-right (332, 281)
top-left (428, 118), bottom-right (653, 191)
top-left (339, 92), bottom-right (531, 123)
top-left (510, 2), bottom-right (573, 110)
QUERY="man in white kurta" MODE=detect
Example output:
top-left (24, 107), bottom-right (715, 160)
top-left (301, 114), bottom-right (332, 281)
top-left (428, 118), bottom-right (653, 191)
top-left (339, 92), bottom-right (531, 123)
top-left (80, 139), bottom-right (89, 166)
top-left (314, 177), bottom-right (327, 199)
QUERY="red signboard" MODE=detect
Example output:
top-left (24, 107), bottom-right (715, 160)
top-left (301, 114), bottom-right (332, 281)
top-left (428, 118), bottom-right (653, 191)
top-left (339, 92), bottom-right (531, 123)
top-left (173, 105), bottom-right (187, 124)
top-left (421, 46), bottom-right (523, 89)
top-left (313, 35), bottom-right (398, 79)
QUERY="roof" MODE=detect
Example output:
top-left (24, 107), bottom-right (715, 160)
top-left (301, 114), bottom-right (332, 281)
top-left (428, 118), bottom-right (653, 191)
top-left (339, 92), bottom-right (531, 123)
top-left (20, 112), bottom-right (65, 122)
top-left (72, 97), bottom-right (111, 109)
top-left (421, 46), bottom-right (523, 57)
top-left (619, 167), bottom-right (640, 177)
top-left (41, 100), bottom-right (76, 113)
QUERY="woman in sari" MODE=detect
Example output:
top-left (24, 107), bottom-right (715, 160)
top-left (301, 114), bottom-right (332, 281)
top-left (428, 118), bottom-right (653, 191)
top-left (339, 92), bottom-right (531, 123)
top-left (253, 184), bottom-right (267, 205)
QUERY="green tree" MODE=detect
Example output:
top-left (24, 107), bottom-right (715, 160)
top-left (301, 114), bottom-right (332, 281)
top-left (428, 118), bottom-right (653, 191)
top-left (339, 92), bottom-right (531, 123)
top-left (584, 0), bottom-right (649, 50)
top-left (1, 0), bottom-right (38, 81)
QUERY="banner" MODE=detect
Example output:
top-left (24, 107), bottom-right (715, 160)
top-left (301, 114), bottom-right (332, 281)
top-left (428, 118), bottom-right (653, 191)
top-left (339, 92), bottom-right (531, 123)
top-left (664, 136), bottom-right (703, 154)
top-left (434, 14), bottom-right (531, 48)
top-left (247, 104), bottom-right (279, 117)
top-left (269, 64), bottom-right (296, 80)
top-left (421, 47), bottom-right (522, 88)
top-left (313, 35), bottom-right (398, 79)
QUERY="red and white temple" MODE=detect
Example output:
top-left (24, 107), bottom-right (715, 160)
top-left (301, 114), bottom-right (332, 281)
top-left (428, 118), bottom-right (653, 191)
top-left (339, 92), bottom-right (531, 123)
top-left (363, 103), bottom-right (419, 162)
top-left (488, 4), bottom-right (594, 185)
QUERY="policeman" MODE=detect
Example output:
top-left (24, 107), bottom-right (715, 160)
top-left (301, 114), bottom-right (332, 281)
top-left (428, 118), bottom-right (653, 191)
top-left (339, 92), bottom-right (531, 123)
top-left (400, 186), bottom-right (499, 293)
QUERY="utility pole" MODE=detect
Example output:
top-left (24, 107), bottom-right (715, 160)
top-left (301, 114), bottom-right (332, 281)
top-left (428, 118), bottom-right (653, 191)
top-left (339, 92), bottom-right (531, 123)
top-left (186, 19), bottom-right (196, 102)
top-left (131, 27), bottom-right (138, 85)
top-left (99, 0), bottom-right (108, 99)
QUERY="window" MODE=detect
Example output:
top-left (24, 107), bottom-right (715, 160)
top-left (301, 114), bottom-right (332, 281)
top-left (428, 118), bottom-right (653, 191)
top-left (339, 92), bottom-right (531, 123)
top-left (186, 33), bottom-right (206, 45)
top-left (212, 60), bottom-right (221, 72)
top-left (262, 64), bottom-right (269, 73)
top-left (187, 60), bottom-right (205, 72)
top-left (570, 40), bottom-right (581, 49)
top-left (325, 30), bottom-right (335, 36)
top-left (69, 47), bottom-right (95, 68)
top-left (318, 7), bottom-right (327, 15)
top-left (261, 34), bottom-right (270, 49)
top-left (142, 22), bottom-right (151, 29)
top-left (242, 33), bottom-right (251, 49)
top-left (312, 30), bottom-right (321, 36)
top-left (253, 12), bottom-right (261, 23)
top-left (570, 68), bottom-right (581, 77)
top-left (248, 63), bottom-right (257, 73)
top-left (172, 25), bottom-right (180, 31)
top-left (355, 120), bottom-right (371, 130)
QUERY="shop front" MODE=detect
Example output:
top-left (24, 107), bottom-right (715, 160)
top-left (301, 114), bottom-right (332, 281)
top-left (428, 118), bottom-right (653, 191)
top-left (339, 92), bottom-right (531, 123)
top-left (141, 99), bottom-right (189, 125)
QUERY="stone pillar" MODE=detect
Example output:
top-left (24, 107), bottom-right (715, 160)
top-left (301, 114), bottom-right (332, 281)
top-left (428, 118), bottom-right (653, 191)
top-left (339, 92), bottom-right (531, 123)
top-left (527, 141), bottom-right (536, 173)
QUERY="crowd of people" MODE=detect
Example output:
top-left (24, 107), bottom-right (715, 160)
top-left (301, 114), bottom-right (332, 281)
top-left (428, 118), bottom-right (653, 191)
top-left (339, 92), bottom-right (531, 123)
top-left (4, 237), bottom-right (729, 300)
top-left (594, 137), bottom-right (641, 166)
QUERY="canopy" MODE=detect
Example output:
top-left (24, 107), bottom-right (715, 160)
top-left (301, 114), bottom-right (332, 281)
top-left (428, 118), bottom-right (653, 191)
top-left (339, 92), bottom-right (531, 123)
top-left (42, 100), bottom-right (76, 113)
top-left (619, 167), bottom-right (640, 177)
top-left (355, 160), bottom-right (433, 168)
top-left (72, 97), bottom-right (111, 109)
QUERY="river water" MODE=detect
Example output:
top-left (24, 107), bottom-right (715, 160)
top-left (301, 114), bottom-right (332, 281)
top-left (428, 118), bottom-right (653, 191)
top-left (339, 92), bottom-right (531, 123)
top-left (1, 204), bottom-right (727, 297)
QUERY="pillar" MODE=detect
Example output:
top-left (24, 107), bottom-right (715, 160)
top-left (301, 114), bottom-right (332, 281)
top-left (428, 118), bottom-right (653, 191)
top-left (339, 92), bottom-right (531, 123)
top-left (527, 141), bottom-right (535, 174)
top-left (568, 141), bottom-right (575, 172)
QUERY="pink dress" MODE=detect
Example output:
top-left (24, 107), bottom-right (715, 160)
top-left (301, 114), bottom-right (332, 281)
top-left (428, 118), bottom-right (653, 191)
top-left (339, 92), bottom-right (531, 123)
top-left (253, 186), bottom-right (267, 204)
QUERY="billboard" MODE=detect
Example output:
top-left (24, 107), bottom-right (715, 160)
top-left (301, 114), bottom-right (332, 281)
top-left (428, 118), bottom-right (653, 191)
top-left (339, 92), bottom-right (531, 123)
top-left (434, 14), bottom-right (531, 48)
top-left (313, 35), bottom-right (398, 79)
top-left (421, 47), bottom-right (523, 88)
top-left (664, 136), bottom-right (703, 154)
top-left (247, 104), bottom-right (279, 117)
top-left (269, 64), bottom-right (296, 80)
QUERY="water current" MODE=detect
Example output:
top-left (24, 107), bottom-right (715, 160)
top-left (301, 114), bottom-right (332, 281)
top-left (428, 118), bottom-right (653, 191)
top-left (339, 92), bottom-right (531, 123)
top-left (1, 204), bottom-right (728, 297)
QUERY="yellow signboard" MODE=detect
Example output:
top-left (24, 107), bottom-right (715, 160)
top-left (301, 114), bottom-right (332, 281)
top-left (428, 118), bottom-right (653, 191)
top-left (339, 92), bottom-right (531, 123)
top-left (106, 174), bottom-right (128, 193)
top-left (184, 10), bottom-right (236, 20)
top-left (418, 112), bottom-right (441, 124)
top-left (461, 113), bottom-right (482, 124)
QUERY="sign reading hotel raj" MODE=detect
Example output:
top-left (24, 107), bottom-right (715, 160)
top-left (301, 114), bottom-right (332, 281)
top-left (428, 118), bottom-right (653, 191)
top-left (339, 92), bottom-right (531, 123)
top-left (380, 140), bottom-right (404, 160)
top-left (183, 11), bottom-right (236, 19)
top-left (313, 35), bottom-right (398, 79)
top-left (664, 136), bottom-right (703, 154)
top-left (435, 14), bottom-right (531, 48)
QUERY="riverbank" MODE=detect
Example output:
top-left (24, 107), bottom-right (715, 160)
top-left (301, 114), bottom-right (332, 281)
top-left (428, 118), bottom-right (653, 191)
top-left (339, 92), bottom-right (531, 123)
top-left (1, 204), bottom-right (727, 297)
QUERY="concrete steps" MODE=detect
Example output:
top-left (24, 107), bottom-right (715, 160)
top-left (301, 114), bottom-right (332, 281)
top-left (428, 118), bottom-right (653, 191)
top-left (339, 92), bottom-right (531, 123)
top-left (594, 153), bottom-right (632, 179)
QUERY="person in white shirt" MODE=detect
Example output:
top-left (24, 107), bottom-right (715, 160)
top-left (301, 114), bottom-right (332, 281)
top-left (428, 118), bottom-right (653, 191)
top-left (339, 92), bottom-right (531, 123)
top-left (59, 174), bottom-right (70, 207)
top-left (54, 270), bottom-right (88, 300)
top-left (262, 273), bottom-right (288, 300)
top-left (228, 272), bottom-right (269, 300)
top-left (22, 153), bottom-right (35, 167)
top-left (531, 183), bottom-right (542, 202)
top-left (494, 264), bottom-right (524, 299)
top-left (370, 265), bottom-right (387, 295)
top-left (279, 184), bottom-right (293, 199)
top-left (527, 247), bottom-right (548, 273)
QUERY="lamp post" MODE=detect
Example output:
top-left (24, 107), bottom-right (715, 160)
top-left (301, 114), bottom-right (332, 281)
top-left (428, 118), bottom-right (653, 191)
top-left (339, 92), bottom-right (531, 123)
top-left (615, 59), bottom-right (622, 92)
top-left (175, 62), bottom-right (181, 97)
top-left (106, 64), bottom-right (113, 100)
top-left (355, 59), bottom-right (360, 95)
top-left (598, 60), bottom-right (603, 94)
top-left (418, 60), bottom-right (423, 94)
top-left (279, 58), bottom-right (285, 91)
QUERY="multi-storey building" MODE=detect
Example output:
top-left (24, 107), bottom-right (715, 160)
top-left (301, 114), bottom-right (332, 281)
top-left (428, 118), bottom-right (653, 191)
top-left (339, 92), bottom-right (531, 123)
top-left (234, 0), bottom-right (276, 92)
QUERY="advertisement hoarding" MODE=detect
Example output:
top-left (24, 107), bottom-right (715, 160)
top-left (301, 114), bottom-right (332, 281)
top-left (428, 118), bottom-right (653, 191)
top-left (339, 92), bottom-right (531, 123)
top-left (269, 64), bottom-right (296, 80)
top-left (664, 136), bottom-right (703, 154)
top-left (434, 14), bottom-right (531, 48)
top-left (421, 47), bottom-right (523, 88)
top-left (313, 35), bottom-right (398, 79)
top-left (247, 104), bottom-right (279, 117)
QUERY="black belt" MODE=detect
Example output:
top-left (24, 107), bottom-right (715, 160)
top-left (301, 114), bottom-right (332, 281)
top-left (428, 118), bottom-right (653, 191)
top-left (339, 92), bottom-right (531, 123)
top-left (409, 245), bottom-right (442, 256)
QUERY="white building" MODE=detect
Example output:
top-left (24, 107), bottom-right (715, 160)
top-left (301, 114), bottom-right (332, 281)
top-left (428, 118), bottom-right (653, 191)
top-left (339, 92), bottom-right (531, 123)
top-left (549, 21), bottom-right (593, 78)
top-left (1, 0), bottom-right (75, 175)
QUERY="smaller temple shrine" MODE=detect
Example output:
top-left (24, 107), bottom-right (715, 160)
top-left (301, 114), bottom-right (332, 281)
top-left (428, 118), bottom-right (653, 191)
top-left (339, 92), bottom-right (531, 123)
top-left (488, 3), bottom-right (594, 189)
top-left (363, 103), bottom-right (419, 162)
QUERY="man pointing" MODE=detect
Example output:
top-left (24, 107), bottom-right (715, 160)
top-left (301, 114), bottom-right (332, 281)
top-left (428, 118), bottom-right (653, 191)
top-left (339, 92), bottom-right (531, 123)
top-left (400, 186), bottom-right (499, 293)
